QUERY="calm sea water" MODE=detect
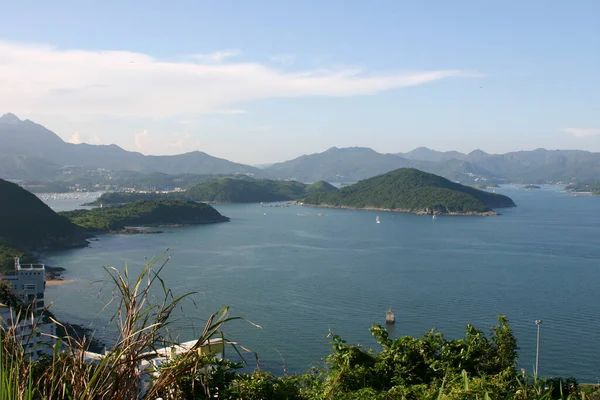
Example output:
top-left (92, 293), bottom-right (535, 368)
top-left (41, 186), bottom-right (600, 382)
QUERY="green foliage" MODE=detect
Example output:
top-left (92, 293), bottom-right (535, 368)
top-left (185, 177), bottom-right (309, 203)
top-left (302, 168), bottom-right (516, 214)
top-left (91, 177), bottom-right (340, 205)
top-left (61, 199), bottom-right (229, 231)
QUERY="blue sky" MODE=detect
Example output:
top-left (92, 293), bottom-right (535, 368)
top-left (0, 0), bottom-right (598, 163)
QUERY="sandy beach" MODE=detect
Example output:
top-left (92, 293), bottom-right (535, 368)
top-left (46, 279), bottom-right (73, 287)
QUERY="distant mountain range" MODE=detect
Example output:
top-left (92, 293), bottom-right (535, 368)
top-left (0, 113), bottom-right (259, 180)
top-left (2, 113), bottom-right (599, 184)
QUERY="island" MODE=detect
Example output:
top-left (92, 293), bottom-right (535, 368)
top-left (60, 200), bottom-right (229, 232)
top-left (474, 183), bottom-right (500, 189)
top-left (565, 181), bottom-right (600, 196)
top-left (0, 178), bottom-right (87, 271)
top-left (299, 168), bottom-right (516, 216)
top-left (522, 185), bottom-right (541, 189)
top-left (87, 178), bottom-right (339, 206)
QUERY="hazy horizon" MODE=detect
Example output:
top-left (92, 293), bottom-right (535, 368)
top-left (1, 1), bottom-right (598, 164)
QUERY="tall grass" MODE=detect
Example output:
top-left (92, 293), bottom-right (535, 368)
top-left (1, 253), bottom-right (251, 399)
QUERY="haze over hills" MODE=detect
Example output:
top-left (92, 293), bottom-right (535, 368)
top-left (0, 113), bottom-right (260, 179)
top-left (2, 113), bottom-right (600, 185)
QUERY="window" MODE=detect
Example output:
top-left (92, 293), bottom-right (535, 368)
top-left (24, 284), bottom-right (36, 290)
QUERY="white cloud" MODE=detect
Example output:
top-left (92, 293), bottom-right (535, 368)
top-left (66, 131), bottom-right (101, 144)
top-left (270, 53), bottom-right (296, 66)
top-left (0, 40), bottom-right (475, 119)
top-left (133, 128), bottom-right (200, 154)
top-left (134, 129), bottom-right (148, 150)
top-left (191, 49), bottom-right (242, 62)
top-left (562, 128), bottom-right (600, 137)
top-left (67, 131), bottom-right (80, 144)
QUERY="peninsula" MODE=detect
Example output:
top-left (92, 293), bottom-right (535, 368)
top-left (0, 178), bottom-right (87, 270)
top-left (300, 168), bottom-right (516, 216)
top-left (60, 200), bottom-right (229, 232)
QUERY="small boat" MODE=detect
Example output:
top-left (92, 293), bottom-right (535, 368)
top-left (376, 215), bottom-right (381, 224)
top-left (317, 212), bottom-right (324, 216)
top-left (432, 214), bottom-right (437, 220)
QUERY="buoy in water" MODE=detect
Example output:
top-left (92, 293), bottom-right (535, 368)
top-left (386, 309), bottom-right (395, 325)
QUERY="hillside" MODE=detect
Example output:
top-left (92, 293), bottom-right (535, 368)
top-left (61, 200), bottom-right (229, 232)
top-left (306, 180), bottom-right (338, 194)
top-left (90, 177), bottom-right (340, 205)
top-left (0, 178), bottom-right (86, 269)
top-left (397, 147), bottom-right (467, 162)
top-left (0, 114), bottom-right (260, 178)
top-left (301, 168), bottom-right (516, 215)
top-left (265, 147), bottom-right (413, 182)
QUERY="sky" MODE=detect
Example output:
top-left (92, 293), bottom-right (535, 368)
top-left (0, 0), bottom-right (599, 164)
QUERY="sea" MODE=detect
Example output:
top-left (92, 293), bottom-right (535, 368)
top-left (39, 186), bottom-right (600, 382)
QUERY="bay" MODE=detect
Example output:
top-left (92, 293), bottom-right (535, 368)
top-left (41, 186), bottom-right (600, 381)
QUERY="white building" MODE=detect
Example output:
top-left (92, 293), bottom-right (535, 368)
top-left (0, 257), bottom-right (56, 360)
top-left (0, 307), bottom-right (56, 360)
top-left (2, 257), bottom-right (46, 312)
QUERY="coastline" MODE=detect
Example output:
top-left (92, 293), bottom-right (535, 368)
top-left (296, 202), bottom-right (499, 216)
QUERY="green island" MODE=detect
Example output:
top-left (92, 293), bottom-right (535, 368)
top-left (522, 184), bottom-right (541, 189)
top-left (87, 177), bottom-right (339, 205)
top-left (0, 178), bottom-right (86, 271)
top-left (300, 168), bottom-right (516, 215)
top-left (60, 199), bottom-right (229, 232)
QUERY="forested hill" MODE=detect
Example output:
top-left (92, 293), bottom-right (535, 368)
top-left (301, 168), bottom-right (516, 215)
top-left (89, 178), bottom-right (340, 205)
top-left (60, 200), bottom-right (229, 232)
top-left (0, 178), bottom-right (86, 269)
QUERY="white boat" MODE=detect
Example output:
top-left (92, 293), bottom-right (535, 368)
top-left (432, 214), bottom-right (437, 220)
top-left (376, 215), bottom-right (381, 224)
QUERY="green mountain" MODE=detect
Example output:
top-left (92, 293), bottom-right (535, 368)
top-left (90, 177), bottom-right (340, 205)
top-left (185, 177), bottom-right (309, 203)
top-left (301, 168), bottom-right (516, 215)
top-left (0, 178), bottom-right (86, 269)
top-left (61, 200), bottom-right (229, 232)
top-left (306, 180), bottom-right (339, 194)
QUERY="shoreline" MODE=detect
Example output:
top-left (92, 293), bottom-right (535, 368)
top-left (296, 202), bottom-right (499, 216)
top-left (40, 218), bottom-right (230, 281)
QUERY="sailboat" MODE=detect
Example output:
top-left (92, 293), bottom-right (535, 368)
top-left (376, 215), bottom-right (381, 224)
top-left (432, 214), bottom-right (437, 220)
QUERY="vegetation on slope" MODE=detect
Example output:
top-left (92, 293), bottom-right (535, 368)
top-left (60, 200), bottom-right (229, 231)
top-left (185, 177), bottom-right (308, 203)
top-left (301, 168), bottom-right (516, 215)
top-left (89, 177), bottom-right (340, 205)
top-left (0, 179), bottom-right (85, 270)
